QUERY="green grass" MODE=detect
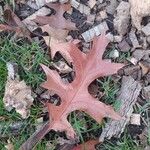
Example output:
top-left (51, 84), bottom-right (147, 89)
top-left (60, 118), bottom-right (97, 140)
top-left (3, 0), bottom-right (15, 9)
top-left (0, 35), bottom-right (50, 149)
top-left (98, 134), bottom-right (141, 150)
top-left (97, 77), bottom-right (120, 105)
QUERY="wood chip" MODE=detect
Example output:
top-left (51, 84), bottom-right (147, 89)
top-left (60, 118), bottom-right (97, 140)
top-left (118, 39), bottom-right (131, 52)
top-left (82, 22), bottom-right (109, 42)
top-left (139, 62), bottom-right (149, 76)
top-left (142, 23), bottom-right (150, 36)
top-left (88, 0), bottom-right (96, 8)
top-left (142, 85), bottom-right (150, 100)
top-left (113, 1), bottom-right (130, 36)
top-left (106, 0), bottom-right (119, 15)
top-left (71, 0), bottom-right (90, 15)
top-left (127, 57), bottom-right (138, 65)
top-left (132, 50), bottom-right (150, 61)
top-left (99, 76), bottom-right (142, 142)
top-left (129, 28), bottom-right (141, 49)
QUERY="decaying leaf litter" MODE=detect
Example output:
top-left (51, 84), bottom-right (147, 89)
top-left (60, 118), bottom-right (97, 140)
top-left (0, 0), bottom-right (150, 149)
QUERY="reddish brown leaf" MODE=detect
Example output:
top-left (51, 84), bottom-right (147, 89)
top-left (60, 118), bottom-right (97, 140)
top-left (33, 3), bottom-right (76, 30)
top-left (20, 34), bottom-right (124, 150)
top-left (43, 36), bottom-right (79, 63)
top-left (72, 140), bottom-right (99, 150)
top-left (0, 5), bottom-right (31, 40)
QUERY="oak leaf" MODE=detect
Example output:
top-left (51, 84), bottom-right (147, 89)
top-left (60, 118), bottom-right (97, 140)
top-left (41, 24), bottom-right (69, 41)
top-left (20, 34), bottom-right (124, 150)
top-left (0, 5), bottom-right (31, 40)
top-left (33, 3), bottom-right (76, 30)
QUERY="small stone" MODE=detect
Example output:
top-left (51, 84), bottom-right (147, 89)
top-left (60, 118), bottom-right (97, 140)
top-left (130, 114), bottom-right (141, 125)
top-left (142, 23), bottom-right (150, 36)
top-left (109, 49), bottom-right (119, 58)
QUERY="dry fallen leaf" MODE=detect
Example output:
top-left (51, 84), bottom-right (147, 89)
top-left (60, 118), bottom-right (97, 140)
top-left (22, 7), bottom-right (51, 31)
top-left (5, 140), bottom-right (14, 150)
top-left (33, 3), bottom-right (76, 30)
top-left (139, 62), bottom-right (149, 76)
top-left (20, 34), bottom-right (124, 150)
top-left (3, 63), bottom-right (34, 119)
top-left (0, 5), bottom-right (31, 40)
top-left (43, 36), bottom-right (80, 63)
top-left (72, 139), bottom-right (99, 150)
top-left (41, 24), bottom-right (69, 41)
top-left (129, 0), bottom-right (150, 30)
top-left (52, 61), bottom-right (72, 74)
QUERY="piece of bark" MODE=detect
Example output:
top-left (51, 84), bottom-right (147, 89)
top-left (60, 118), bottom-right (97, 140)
top-left (142, 85), bottom-right (150, 100)
top-left (106, 0), bottom-right (119, 15)
top-left (71, 0), bottom-right (90, 15)
top-left (118, 39), bottom-right (131, 52)
top-left (129, 28), bottom-right (141, 50)
top-left (142, 23), bottom-right (150, 36)
top-left (81, 22), bottom-right (109, 42)
top-left (88, 0), bottom-right (96, 8)
top-left (99, 76), bottom-right (142, 142)
top-left (132, 50), bottom-right (150, 61)
top-left (113, 1), bottom-right (130, 36)
top-left (127, 57), bottom-right (138, 65)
